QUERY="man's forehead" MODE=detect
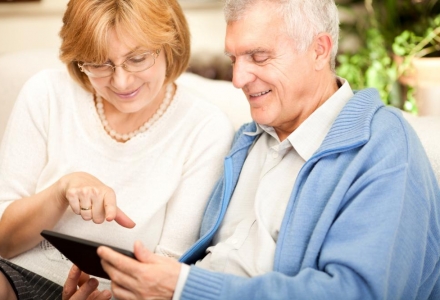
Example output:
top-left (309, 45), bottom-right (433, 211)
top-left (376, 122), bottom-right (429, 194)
top-left (225, 25), bottom-right (285, 57)
top-left (224, 11), bottom-right (286, 56)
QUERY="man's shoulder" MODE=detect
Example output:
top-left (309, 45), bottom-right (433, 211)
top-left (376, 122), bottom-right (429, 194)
top-left (339, 88), bottom-right (414, 139)
top-left (321, 88), bottom-right (419, 158)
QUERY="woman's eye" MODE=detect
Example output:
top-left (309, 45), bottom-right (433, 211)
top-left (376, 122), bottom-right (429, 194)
top-left (128, 55), bottom-right (147, 64)
top-left (89, 64), bottom-right (108, 70)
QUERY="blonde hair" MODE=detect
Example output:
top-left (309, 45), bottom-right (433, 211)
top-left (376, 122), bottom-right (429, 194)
top-left (59, 0), bottom-right (190, 93)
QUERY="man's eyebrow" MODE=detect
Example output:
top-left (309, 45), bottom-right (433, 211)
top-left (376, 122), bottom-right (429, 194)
top-left (224, 47), bottom-right (269, 57)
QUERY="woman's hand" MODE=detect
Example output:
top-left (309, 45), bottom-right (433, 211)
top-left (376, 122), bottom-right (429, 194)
top-left (98, 241), bottom-right (181, 300)
top-left (62, 265), bottom-right (112, 300)
top-left (59, 172), bottom-right (135, 228)
top-left (0, 172), bottom-right (134, 259)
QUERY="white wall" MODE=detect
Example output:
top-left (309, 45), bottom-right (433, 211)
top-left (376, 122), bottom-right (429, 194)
top-left (0, 0), bottom-right (226, 56)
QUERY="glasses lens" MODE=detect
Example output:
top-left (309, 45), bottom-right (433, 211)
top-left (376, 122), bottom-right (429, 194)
top-left (124, 52), bottom-right (156, 72)
top-left (83, 64), bottom-right (114, 77)
top-left (79, 51), bottom-right (158, 77)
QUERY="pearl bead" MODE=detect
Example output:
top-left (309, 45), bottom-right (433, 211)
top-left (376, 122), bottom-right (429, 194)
top-left (95, 83), bottom-right (173, 141)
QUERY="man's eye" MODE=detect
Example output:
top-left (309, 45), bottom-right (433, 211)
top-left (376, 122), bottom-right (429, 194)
top-left (252, 54), bottom-right (269, 63)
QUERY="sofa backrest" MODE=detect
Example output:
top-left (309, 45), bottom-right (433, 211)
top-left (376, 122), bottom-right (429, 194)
top-left (0, 49), bottom-right (64, 141)
top-left (0, 49), bottom-right (439, 184)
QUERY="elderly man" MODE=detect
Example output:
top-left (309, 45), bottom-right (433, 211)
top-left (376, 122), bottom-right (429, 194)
top-left (65, 0), bottom-right (440, 299)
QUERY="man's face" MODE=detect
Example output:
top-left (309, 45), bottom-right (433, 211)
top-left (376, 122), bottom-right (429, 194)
top-left (225, 2), bottom-right (321, 138)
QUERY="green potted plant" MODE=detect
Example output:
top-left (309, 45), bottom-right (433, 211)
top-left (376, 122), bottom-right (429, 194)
top-left (392, 14), bottom-right (440, 115)
top-left (336, 0), bottom-right (440, 115)
top-left (336, 0), bottom-right (400, 109)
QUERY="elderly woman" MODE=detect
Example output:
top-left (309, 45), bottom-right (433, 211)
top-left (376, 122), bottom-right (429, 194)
top-left (0, 0), bottom-right (234, 298)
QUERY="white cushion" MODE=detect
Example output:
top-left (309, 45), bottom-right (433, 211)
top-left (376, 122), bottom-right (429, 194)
top-left (403, 113), bottom-right (440, 183)
top-left (0, 48), bottom-right (64, 142)
top-left (176, 72), bottom-right (251, 130)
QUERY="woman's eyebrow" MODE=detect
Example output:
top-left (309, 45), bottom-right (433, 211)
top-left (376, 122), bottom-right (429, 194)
top-left (104, 47), bottom-right (143, 63)
top-left (123, 47), bottom-right (142, 57)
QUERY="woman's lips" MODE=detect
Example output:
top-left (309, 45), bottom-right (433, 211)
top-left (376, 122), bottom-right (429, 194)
top-left (115, 87), bottom-right (141, 99)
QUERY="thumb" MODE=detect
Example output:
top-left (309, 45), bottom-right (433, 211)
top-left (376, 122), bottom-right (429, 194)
top-left (133, 240), bottom-right (155, 263)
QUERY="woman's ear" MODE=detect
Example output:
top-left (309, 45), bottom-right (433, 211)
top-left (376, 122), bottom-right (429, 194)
top-left (313, 33), bottom-right (333, 71)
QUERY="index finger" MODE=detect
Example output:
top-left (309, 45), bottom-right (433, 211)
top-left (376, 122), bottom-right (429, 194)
top-left (114, 207), bottom-right (136, 228)
top-left (102, 191), bottom-right (135, 228)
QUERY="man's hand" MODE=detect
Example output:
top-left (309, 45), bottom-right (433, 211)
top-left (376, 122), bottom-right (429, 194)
top-left (98, 241), bottom-right (182, 300)
top-left (62, 265), bottom-right (112, 300)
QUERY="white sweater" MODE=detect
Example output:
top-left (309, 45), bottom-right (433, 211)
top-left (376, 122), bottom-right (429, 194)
top-left (0, 68), bottom-right (234, 290)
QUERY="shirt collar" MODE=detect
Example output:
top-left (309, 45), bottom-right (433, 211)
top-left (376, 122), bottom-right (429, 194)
top-left (290, 77), bottom-right (353, 161)
top-left (245, 77), bottom-right (354, 161)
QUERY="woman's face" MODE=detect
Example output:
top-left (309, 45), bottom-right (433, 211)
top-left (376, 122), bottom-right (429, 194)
top-left (88, 29), bottom-right (167, 114)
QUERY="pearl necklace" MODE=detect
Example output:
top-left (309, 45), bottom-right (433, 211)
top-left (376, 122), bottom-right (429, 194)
top-left (96, 83), bottom-right (173, 141)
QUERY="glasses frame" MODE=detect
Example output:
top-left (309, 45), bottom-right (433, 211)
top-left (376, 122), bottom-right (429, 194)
top-left (77, 49), bottom-right (161, 78)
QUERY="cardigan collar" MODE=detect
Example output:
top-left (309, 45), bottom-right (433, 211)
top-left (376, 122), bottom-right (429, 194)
top-left (229, 88), bottom-right (384, 160)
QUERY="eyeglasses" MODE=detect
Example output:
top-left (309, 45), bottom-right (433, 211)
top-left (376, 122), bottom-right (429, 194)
top-left (77, 49), bottom-right (161, 78)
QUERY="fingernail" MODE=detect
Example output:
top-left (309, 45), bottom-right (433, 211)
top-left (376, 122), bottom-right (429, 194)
top-left (102, 290), bottom-right (112, 298)
top-left (88, 278), bottom-right (98, 287)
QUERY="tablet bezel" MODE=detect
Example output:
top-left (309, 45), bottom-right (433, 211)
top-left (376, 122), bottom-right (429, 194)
top-left (41, 229), bottom-right (135, 280)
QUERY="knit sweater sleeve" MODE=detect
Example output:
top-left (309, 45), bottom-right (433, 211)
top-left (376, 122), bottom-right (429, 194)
top-left (0, 70), bottom-right (52, 214)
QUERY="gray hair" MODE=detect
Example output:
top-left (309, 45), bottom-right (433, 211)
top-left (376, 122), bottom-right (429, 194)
top-left (224, 0), bottom-right (340, 71)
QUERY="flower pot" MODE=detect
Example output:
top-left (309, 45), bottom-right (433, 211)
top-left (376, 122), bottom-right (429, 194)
top-left (398, 56), bottom-right (440, 116)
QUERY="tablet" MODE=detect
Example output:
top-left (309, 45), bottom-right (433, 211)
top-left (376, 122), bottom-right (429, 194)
top-left (41, 230), bottom-right (135, 280)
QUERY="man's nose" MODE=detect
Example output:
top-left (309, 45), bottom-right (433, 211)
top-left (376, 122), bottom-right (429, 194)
top-left (231, 60), bottom-right (256, 89)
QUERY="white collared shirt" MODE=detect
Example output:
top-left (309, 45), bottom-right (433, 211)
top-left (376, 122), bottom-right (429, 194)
top-left (173, 78), bottom-right (354, 298)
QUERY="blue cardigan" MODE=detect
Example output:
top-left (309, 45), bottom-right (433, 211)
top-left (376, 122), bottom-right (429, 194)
top-left (179, 89), bottom-right (440, 300)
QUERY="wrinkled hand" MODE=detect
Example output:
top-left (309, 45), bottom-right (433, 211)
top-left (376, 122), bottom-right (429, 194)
top-left (60, 172), bottom-right (135, 228)
top-left (62, 265), bottom-right (112, 300)
top-left (98, 241), bottom-right (181, 300)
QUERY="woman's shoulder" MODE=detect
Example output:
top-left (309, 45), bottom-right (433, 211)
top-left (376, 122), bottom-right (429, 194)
top-left (167, 83), bottom-right (234, 137)
top-left (175, 84), bottom-right (222, 112)
top-left (22, 68), bottom-right (79, 94)
top-left (17, 68), bottom-right (90, 114)
top-left (27, 67), bottom-right (69, 81)
top-left (173, 82), bottom-right (233, 123)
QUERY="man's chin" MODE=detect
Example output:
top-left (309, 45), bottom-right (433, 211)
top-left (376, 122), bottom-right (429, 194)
top-left (250, 113), bottom-right (274, 127)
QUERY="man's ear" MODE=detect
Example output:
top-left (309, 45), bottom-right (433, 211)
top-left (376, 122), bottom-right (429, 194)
top-left (313, 33), bottom-right (333, 71)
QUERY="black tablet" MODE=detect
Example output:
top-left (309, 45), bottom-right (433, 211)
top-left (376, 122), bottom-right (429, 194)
top-left (41, 230), bottom-right (135, 280)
